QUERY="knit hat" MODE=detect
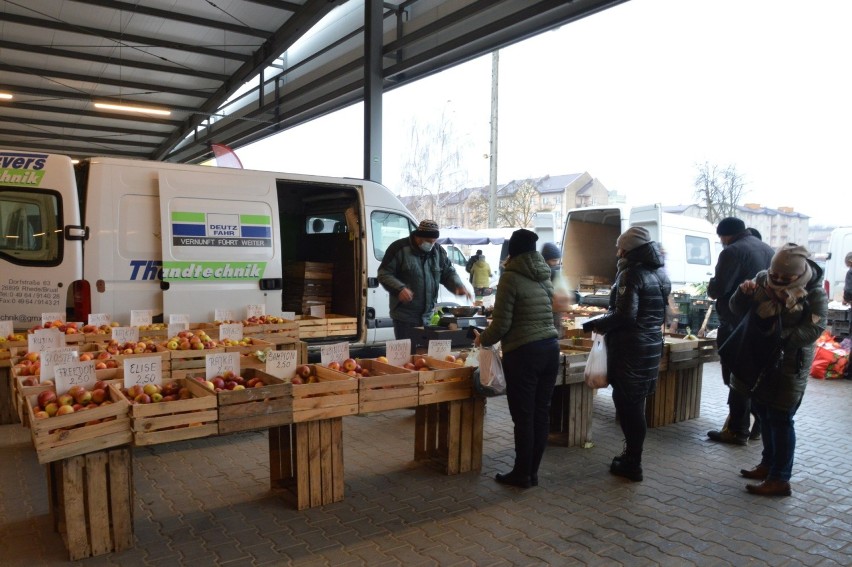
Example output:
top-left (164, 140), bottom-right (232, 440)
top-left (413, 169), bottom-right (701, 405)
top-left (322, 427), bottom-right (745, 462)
top-left (508, 229), bottom-right (538, 256)
top-left (769, 243), bottom-right (810, 278)
top-left (541, 242), bottom-right (561, 261)
top-left (616, 226), bottom-right (651, 252)
top-left (475, 249), bottom-right (483, 255)
top-left (716, 217), bottom-right (746, 237)
top-left (412, 219), bottom-right (440, 239)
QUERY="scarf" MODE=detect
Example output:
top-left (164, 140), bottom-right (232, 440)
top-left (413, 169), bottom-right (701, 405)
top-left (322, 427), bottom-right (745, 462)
top-left (756, 264), bottom-right (811, 318)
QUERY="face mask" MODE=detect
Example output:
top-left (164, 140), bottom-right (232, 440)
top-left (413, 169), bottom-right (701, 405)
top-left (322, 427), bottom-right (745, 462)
top-left (419, 241), bottom-right (434, 253)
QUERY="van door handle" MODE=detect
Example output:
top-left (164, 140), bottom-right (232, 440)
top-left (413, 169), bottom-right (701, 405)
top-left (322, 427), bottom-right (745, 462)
top-left (367, 277), bottom-right (379, 288)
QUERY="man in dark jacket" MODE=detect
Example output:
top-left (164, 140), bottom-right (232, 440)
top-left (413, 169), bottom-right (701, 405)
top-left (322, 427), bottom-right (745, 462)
top-left (377, 219), bottom-right (471, 348)
top-left (706, 217), bottom-right (774, 445)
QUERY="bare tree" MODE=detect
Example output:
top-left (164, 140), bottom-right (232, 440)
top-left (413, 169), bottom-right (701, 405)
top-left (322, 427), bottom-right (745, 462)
top-left (400, 106), bottom-right (468, 223)
top-left (465, 188), bottom-right (491, 229)
top-left (496, 179), bottom-right (542, 228)
top-left (694, 162), bottom-right (747, 223)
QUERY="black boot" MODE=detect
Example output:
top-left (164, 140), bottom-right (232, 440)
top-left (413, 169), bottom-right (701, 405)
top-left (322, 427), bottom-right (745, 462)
top-left (610, 453), bottom-right (643, 482)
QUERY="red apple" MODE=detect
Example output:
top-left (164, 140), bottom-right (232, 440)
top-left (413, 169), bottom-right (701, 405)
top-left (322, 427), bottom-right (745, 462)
top-left (56, 404), bottom-right (75, 416)
top-left (296, 365), bottom-right (312, 379)
top-left (57, 393), bottom-right (74, 406)
top-left (91, 388), bottom-right (107, 404)
top-left (37, 390), bottom-right (57, 408)
top-left (342, 358), bottom-right (357, 372)
top-left (327, 361), bottom-right (341, 371)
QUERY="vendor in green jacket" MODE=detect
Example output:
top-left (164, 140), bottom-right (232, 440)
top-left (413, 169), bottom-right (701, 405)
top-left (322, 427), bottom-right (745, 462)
top-left (474, 228), bottom-right (559, 489)
top-left (378, 219), bottom-right (471, 348)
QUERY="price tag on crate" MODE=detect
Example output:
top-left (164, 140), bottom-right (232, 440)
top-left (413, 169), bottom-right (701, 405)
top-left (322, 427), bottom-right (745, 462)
top-left (40, 346), bottom-right (79, 380)
top-left (54, 360), bottom-right (97, 394)
top-left (205, 352), bottom-right (240, 379)
top-left (88, 313), bottom-right (111, 326)
top-left (246, 304), bottom-right (266, 318)
top-left (112, 326), bottom-right (140, 344)
top-left (427, 340), bottom-right (452, 360)
top-left (124, 356), bottom-right (163, 389)
top-left (41, 311), bottom-right (66, 325)
top-left (219, 323), bottom-right (243, 342)
top-left (320, 342), bottom-right (349, 366)
top-left (168, 322), bottom-right (189, 337)
top-left (215, 308), bottom-right (234, 322)
top-left (266, 349), bottom-right (298, 380)
top-left (386, 339), bottom-right (411, 367)
top-left (169, 313), bottom-right (190, 325)
top-left (130, 309), bottom-right (153, 327)
top-left (0, 320), bottom-right (12, 339)
top-left (281, 311), bottom-right (295, 321)
top-left (309, 304), bottom-right (326, 318)
top-left (29, 328), bottom-right (64, 352)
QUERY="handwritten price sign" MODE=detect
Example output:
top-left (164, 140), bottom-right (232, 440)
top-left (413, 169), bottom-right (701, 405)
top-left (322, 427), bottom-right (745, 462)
top-left (112, 327), bottom-right (140, 344)
top-left (214, 308), bottom-right (234, 322)
top-left (28, 328), bottom-right (64, 353)
top-left (168, 322), bottom-right (189, 337)
top-left (0, 320), bottom-right (12, 338)
top-left (386, 339), bottom-right (412, 368)
top-left (124, 356), bottom-right (163, 389)
top-left (320, 342), bottom-right (349, 366)
top-left (88, 313), bottom-right (111, 326)
top-left (219, 323), bottom-right (243, 342)
top-left (246, 304), bottom-right (266, 318)
top-left (130, 310), bottom-right (153, 327)
top-left (169, 313), bottom-right (190, 325)
top-left (205, 352), bottom-right (240, 379)
top-left (427, 340), bottom-right (452, 360)
top-left (266, 350), bottom-right (298, 380)
top-left (40, 347), bottom-right (79, 380)
top-left (54, 361), bottom-right (97, 394)
top-left (41, 311), bottom-right (66, 325)
top-left (309, 304), bottom-right (326, 318)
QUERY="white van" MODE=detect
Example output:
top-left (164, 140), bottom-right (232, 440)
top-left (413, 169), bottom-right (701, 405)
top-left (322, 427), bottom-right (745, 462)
top-left (823, 226), bottom-right (852, 303)
top-left (0, 150), bottom-right (468, 346)
top-left (559, 203), bottom-right (720, 293)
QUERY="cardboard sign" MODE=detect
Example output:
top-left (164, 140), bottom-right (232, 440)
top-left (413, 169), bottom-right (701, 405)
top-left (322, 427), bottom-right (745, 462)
top-left (40, 347), bottom-right (79, 380)
top-left (205, 352), bottom-right (240, 379)
top-left (265, 350), bottom-right (298, 381)
top-left (427, 340), bottom-right (452, 360)
top-left (168, 322), bottom-right (189, 337)
top-left (309, 304), bottom-right (326, 318)
top-left (54, 361), bottom-right (97, 395)
top-left (28, 328), bottom-right (64, 353)
top-left (130, 309), bottom-right (153, 327)
top-left (169, 313), bottom-right (190, 325)
top-left (87, 313), bottom-right (111, 326)
top-left (219, 323), bottom-right (243, 342)
top-left (112, 326), bottom-right (140, 344)
top-left (214, 308), bottom-right (234, 322)
top-left (0, 320), bottom-right (13, 338)
top-left (281, 311), bottom-right (296, 321)
top-left (124, 356), bottom-right (163, 389)
top-left (386, 339), bottom-right (412, 368)
top-left (41, 311), bottom-right (66, 325)
top-left (246, 304), bottom-right (266, 318)
top-left (320, 342), bottom-right (349, 366)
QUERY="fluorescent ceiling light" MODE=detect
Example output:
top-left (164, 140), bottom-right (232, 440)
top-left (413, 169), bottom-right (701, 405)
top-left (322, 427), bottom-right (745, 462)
top-left (0, 93), bottom-right (12, 100)
top-left (94, 102), bottom-right (170, 116)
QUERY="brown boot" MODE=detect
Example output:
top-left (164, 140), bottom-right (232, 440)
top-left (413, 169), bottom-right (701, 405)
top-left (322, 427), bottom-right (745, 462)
top-left (746, 479), bottom-right (791, 497)
top-left (740, 464), bottom-right (770, 480)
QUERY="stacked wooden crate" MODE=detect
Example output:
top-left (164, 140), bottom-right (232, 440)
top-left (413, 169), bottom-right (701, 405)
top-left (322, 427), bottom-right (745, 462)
top-left (283, 261), bottom-right (333, 314)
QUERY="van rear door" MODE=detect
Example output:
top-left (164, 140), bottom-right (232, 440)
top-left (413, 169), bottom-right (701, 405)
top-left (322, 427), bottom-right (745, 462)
top-left (157, 168), bottom-right (282, 321)
top-left (0, 152), bottom-right (82, 329)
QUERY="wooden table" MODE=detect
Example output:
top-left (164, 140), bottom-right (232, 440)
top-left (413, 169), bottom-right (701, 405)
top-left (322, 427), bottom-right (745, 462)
top-left (645, 338), bottom-right (718, 428)
top-left (414, 398), bottom-right (485, 475)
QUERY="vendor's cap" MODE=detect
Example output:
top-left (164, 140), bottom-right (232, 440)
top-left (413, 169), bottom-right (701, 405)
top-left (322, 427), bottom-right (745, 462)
top-left (770, 243), bottom-right (809, 277)
top-left (541, 242), bottom-right (561, 261)
top-left (508, 229), bottom-right (538, 256)
top-left (716, 217), bottom-right (746, 236)
top-left (412, 219), bottom-right (440, 239)
top-left (616, 226), bottom-right (651, 252)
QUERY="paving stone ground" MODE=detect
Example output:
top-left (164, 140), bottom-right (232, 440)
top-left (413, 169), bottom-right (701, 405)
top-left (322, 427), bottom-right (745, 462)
top-left (2, 362), bottom-right (850, 566)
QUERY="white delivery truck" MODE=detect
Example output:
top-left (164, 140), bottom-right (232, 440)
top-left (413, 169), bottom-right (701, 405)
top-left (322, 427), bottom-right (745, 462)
top-left (823, 226), bottom-right (852, 303)
top-left (559, 203), bottom-right (720, 295)
top-left (0, 150), bottom-right (469, 345)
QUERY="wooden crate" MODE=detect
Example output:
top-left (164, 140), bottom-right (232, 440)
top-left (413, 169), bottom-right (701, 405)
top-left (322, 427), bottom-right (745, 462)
top-left (355, 359), bottom-right (419, 413)
top-left (122, 378), bottom-right (217, 446)
top-left (222, 337), bottom-right (274, 354)
top-left (288, 366), bottom-right (358, 422)
top-left (256, 335), bottom-right (307, 362)
top-left (46, 446), bottom-right (134, 560)
top-left (26, 384), bottom-right (131, 464)
top-left (108, 345), bottom-right (171, 371)
top-left (414, 398), bottom-right (485, 475)
top-left (415, 356), bottom-right (475, 405)
top-left (269, 417), bottom-right (344, 510)
top-left (295, 315), bottom-right (326, 339)
top-left (167, 346), bottom-right (226, 371)
top-left (646, 338), bottom-right (714, 427)
top-left (217, 369), bottom-right (292, 434)
top-left (549, 381), bottom-right (594, 447)
top-left (326, 314), bottom-right (357, 337)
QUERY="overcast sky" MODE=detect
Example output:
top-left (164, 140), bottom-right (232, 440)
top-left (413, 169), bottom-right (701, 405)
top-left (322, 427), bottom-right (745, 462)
top-left (238, 0), bottom-right (852, 227)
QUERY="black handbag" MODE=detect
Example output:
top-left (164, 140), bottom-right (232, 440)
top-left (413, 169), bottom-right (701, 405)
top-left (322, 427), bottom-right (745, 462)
top-left (718, 307), bottom-right (783, 393)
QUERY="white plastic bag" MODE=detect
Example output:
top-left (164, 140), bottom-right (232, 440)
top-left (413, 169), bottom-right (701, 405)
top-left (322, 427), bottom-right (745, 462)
top-left (584, 332), bottom-right (609, 389)
top-left (474, 346), bottom-right (506, 396)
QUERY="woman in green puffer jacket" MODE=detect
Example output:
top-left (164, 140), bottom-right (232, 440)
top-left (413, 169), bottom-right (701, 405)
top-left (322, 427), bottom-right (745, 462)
top-left (475, 229), bottom-right (559, 489)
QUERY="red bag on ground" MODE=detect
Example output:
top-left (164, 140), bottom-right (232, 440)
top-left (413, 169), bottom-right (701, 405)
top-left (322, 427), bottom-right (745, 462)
top-left (810, 334), bottom-right (849, 380)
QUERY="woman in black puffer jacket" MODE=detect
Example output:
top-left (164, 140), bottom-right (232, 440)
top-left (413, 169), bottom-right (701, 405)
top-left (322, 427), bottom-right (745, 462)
top-left (585, 227), bottom-right (671, 482)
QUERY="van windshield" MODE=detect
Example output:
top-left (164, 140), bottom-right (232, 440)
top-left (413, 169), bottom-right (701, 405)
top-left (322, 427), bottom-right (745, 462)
top-left (0, 189), bottom-right (63, 266)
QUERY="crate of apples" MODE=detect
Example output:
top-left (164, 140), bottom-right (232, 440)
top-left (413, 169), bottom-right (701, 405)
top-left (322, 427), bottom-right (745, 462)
top-left (118, 379), bottom-right (217, 446)
top-left (409, 355), bottom-right (475, 405)
top-left (211, 369), bottom-right (291, 434)
top-left (351, 357), bottom-right (419, 413)
top-left (285, 364), bottom-right (358, 422)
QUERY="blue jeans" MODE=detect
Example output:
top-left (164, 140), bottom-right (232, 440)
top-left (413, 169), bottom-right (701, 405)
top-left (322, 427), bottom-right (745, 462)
top-left (501, 338), bottom-right (560, 478)
top-left (751, 399), bottom-right (801, 482)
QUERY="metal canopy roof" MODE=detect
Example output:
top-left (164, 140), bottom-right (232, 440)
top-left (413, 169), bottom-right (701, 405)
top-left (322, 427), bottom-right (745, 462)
top-left (0, 0), bottom-right (626, 165)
